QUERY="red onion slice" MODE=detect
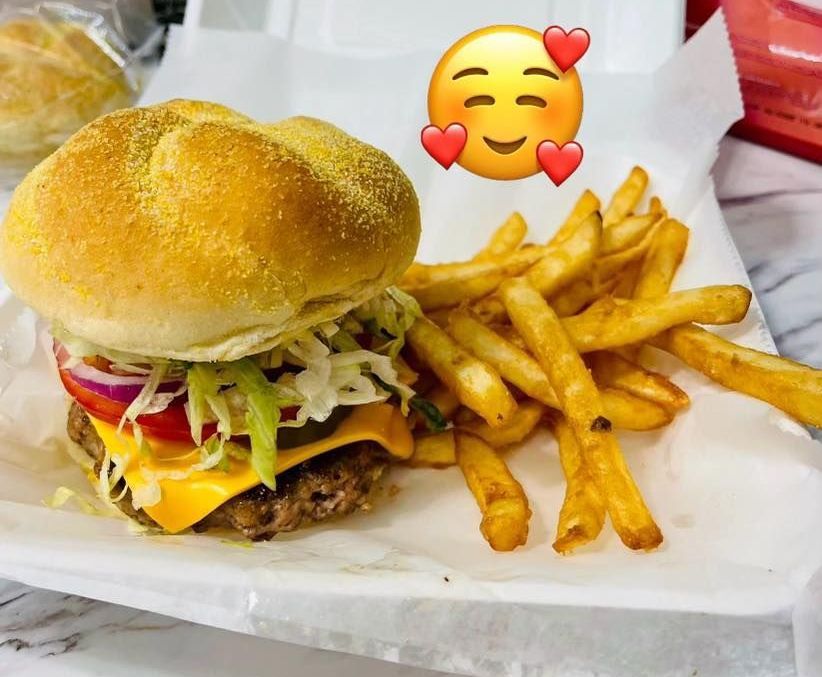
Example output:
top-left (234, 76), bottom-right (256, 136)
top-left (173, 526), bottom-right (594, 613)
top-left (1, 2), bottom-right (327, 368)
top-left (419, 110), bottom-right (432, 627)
top-left (68, 363), bottom-right (183, 403)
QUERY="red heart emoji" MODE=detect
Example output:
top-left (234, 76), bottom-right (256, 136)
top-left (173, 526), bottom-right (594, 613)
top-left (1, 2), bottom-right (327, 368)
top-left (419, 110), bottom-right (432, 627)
top-left (536, 140), bottom-right (583, 186)
top-left (542, 26), bottom-right (590, 72)
top-left (421, 123), bottom-right (467, 169)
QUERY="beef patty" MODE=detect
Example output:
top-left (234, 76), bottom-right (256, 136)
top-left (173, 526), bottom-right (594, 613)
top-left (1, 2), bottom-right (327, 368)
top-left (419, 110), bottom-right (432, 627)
top-left (67, 402), bottom-right (388, 540)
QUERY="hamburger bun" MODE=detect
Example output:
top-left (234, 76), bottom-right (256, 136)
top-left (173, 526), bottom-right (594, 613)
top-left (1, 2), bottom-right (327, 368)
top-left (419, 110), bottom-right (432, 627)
top-left (0, 16), bottom-right (132, 163)
top-left (0, 100), bottom-right (421, 361)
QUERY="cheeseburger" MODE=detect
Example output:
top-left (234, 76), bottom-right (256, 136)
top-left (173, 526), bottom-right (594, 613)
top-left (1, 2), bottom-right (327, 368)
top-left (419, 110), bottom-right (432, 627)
top-left (0, 99), bottom-right (428, 539)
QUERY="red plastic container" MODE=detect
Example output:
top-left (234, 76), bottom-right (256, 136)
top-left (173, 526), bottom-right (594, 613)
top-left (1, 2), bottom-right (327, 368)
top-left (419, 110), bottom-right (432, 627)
top-left (687, 0), bottom-right (822, 162)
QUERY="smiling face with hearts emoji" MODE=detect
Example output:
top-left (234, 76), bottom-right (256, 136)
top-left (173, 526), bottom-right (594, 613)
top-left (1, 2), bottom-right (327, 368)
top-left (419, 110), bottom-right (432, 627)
top-left (425, 25), bottom-right (585, 182)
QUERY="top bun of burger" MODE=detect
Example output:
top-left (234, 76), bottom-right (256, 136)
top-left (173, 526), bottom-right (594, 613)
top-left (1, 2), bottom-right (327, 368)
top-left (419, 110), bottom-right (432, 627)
top-left (0, 99), bottom-right (421, 361)
top-left (0, 16), bottom-right (132, 162)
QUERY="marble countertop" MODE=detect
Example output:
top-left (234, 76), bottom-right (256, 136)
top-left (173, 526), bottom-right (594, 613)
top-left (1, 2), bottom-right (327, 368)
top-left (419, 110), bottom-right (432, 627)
top-left (2, 137), bottom-right (821, 677)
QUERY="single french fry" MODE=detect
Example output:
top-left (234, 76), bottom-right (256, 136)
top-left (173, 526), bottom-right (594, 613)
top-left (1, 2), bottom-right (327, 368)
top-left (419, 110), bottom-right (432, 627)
top-left (407, 317), bottom-right (517, 427)
top-left (408, 273), bottom-right (505, 311)
top-left (633, 218), bottom-right (690, 300)
top-left (473, 212), bottom-right (602, 323)
top-left (588, 351), bottom-right (690, 413)
top-left (455, 432), bottom-right (531, 551)
top-left (450, 311), bottom-right (674, 430)
top-left (473, 212), bottom-right (528, 261)
top-left (408, 430), bottom-right (456, 468)
top-left (548, 276), bottom-right (620, 317)
top-left (549, 190), bottom-right (601, 246)
top-left (599, 388), bottom-right (673, 430)
top-left (499, 277), bottom-right (662, 550)
top-left (601, 212), bottom-right (660, 256)
top-left (651, 324), bottom-right (822, 427)
top-left (459, 400), bottom-right (546, 448)
top-left (400, 244), bottom-right (551, 288)
top-left (546, 411), bottom-right (606, 554)
top-left (603, 166), bottom-right (648, 227)
top-left (424, 382), bottom-right (461, 421)
top-left (648, 196), bottom-right (665, 216)
top-left (561, 285), bottom-right (752, 353)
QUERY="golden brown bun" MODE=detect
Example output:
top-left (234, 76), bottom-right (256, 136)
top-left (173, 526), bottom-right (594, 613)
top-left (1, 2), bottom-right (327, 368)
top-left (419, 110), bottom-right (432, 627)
top-left (0, 16), bottom-right (132, 162)
top-left (0, 100), bottom-right (421, 361)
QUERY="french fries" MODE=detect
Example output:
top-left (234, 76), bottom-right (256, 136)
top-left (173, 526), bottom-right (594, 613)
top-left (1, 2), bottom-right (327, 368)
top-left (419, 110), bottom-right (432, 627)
top-left (473, 212), bottom-right (602, 323)
top-left (561, 285), bottom-right (752, 353)
top-left (398, 166), bottom-right (822, 555)
top-left (458, 400), bottom-right (546, 448)
top-left (651, 324), bottom-right (822, 427)
top-left (499, 277), bottom-right (662, 550)
top-left (455, 432), bottom-right (531, 551)
top-left (588, 351), bottom-right (690, 413)
top-left (601, 212), bottom-right (660, 256)
top-left (406, 317), bottom-right (517, 427)
top-left (448, 311), bottom-right (674, 430)
top-left (633, 218), bottom-right (690, 300)
top-left (408, 430), bottom-right (456, 468)
top-left (602, 166), bottom-right (648, 227)
top-left (546, 411), bottom-right (606, 554)
top-left (549, 189), bottom-right (601, 246)
top-left (473, 212), bottom-right (528, 261)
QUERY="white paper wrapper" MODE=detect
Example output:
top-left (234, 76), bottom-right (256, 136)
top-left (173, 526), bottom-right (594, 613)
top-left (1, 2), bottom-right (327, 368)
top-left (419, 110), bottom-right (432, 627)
top-left (1, 11), bottom-right (820, 677)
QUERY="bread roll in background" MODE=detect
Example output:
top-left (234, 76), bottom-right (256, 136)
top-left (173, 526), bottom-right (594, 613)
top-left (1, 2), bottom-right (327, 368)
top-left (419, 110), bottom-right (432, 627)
top-left (0, 100), bottom-right (421, 362)
top-left (0, 16), bottom-right (133, 167)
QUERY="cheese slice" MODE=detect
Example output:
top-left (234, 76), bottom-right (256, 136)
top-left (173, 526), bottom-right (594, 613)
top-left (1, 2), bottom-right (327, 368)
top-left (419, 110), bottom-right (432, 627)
top-left (88, 403), bottom-right (413, 534)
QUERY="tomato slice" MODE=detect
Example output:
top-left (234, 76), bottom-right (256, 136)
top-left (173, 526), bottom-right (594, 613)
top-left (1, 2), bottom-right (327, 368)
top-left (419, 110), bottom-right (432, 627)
top-left (59, 367), bottom-right (298, 443)
top-left (59, 368), bottom-right (211, 442)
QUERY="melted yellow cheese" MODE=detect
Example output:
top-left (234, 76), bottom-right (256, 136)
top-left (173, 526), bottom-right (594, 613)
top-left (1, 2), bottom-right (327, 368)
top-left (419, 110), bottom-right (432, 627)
top-left (88, 403), bottom-right (412, 534)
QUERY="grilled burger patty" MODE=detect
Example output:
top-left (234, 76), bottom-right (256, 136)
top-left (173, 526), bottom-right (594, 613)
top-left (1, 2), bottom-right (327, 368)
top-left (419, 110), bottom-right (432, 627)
top-left (67, 402), bottom-right (388, 540)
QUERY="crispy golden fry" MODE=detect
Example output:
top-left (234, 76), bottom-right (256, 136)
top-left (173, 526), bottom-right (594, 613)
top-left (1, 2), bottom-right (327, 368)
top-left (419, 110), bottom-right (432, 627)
top-left (455, 432), bottom-right (531, 551)
top-left (633, 218), bottom-right (690, 300)
top-left (473, 212), bottom-right (602, 323)
top-left (589, 351), bottom-right (690, 413)
top-left (549, 189), bottom-right (601, 246)
top-left (408, 430), bottom-right (456, 468)
top-left (407, 317), bottom-right (517, 427)
top-left (648, 196), bottom-right (665, 215)
top-left (548, 276), bottom-right (620, 317)
top-left (561, 285), bottom-right (752, 353)
top-left (546, 411), bottom-right (606, 553)
top-left (651, 324), bottom-right (822, 427)
top-left (599, 387), bottom-right (673, 430)
top-left (601, 212), bottom-right (660, 256)
top-left (459, 400), bottom-right (546, 448)
top-left (450, 312), bottom-right (673, 431)
top-left (594, 224), bottom-right (657, 282)
top-left (612, 261), bottom-right (642, 299)
top-left (473, 212), bottom-right (528, 262)
top-left (603, 166), bottom-right (649, 228)
top-left (425, 382), bottom-right (461, 421)
top-left (499, 277), bottom-right (662, 550)
top-left (408, 273), bottom-right (505, 311)
top-left (401, 244), bottom-right (550, 288)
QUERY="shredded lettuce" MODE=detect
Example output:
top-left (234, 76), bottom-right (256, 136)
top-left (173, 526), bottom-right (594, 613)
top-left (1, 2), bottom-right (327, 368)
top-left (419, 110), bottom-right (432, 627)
top-left (120, 363), bottom-right (168, 431)
top-left (226, 358), bottom-right (293, 491)
top-left (186, 363), bottom-right (231, 445)
top-left (353, 286), bottom-right (421, 358)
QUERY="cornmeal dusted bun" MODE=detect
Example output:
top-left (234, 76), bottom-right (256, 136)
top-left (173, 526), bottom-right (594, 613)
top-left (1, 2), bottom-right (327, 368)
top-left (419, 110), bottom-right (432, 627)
top-left (0, 16), bottom-right (132, 161)
top-left (0, 99), bottom-right (421, 361)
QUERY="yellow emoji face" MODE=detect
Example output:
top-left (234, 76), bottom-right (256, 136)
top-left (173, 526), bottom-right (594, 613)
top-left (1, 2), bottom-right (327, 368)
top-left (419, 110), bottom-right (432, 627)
top-left (428, 25), bottom-right (583, 180)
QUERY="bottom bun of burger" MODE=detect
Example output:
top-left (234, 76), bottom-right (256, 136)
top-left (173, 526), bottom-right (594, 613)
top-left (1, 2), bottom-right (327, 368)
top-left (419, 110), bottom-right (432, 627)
top-left (68, 402), bottom-right (388, 540)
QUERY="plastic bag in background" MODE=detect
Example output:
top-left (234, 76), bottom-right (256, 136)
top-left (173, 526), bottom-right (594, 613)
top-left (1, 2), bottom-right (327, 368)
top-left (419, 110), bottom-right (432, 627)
top-left (687, 0), bottom-right (822, 163)
top-left (0, 1), bottom-right (163, 188)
